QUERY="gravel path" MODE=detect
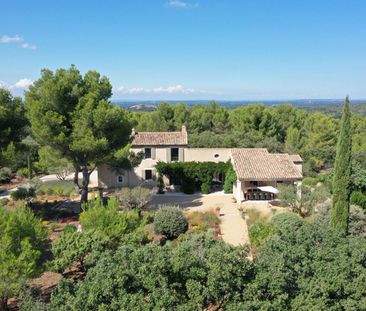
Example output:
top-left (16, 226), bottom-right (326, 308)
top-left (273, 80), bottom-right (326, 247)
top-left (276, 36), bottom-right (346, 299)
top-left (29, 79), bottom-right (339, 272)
top-left (150, 193), bottom-right (250, 246)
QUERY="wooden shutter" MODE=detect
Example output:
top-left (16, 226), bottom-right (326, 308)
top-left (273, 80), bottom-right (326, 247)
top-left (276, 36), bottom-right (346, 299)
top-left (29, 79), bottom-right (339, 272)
top-left (167, 148), bottom-right (171, 162)
top-left (151, 147), bottom-right (156, 160)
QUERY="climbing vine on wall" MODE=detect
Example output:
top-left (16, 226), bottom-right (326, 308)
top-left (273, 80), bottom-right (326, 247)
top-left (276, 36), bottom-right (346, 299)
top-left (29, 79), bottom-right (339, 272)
top-left (155, 161), bottom-right (236, 194)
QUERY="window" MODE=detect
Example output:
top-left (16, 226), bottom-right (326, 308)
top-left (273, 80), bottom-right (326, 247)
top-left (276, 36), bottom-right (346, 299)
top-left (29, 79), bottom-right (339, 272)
top-left (117, 175), bottom-right (123, 183)
top-left (144, 147), bottom-right (152, 159)
top-left (145, 169), bottom-right (153, 180)
top-left (171, 148), bottom-right (179, 161)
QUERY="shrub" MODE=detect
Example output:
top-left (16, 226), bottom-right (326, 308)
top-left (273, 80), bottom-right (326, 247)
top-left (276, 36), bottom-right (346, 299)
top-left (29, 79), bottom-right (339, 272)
top-left (201, 181), bottom-right (211, 194)
top-left (50, 223), bottom-right (58, 232)
top-left (350, 191), bottom-right (366, 210)
top-left (10, 187), bottom-right (36, 201)
top-left (0, 198), bottom-right (9, 207)
top-left (157, 174), bottom-right (165, 194)
top-left (182, 177), bottom-right (195, 194)
top-left (154, 206), bottom-right (188, 239)
top-left (271, 212), bottom-right (303, 234)
top-left (117, 186), bottom-right (151, 210)
top-left (16, 167), bottom-right (29, 178)
top-left (249, 221), bottom-right (275, 247)
top-left (63, 224), bottom-right (77, 234)
top-left (0, 167), bottom-right (13, 183)
top-left (224, 166), bottom-right (236, 193)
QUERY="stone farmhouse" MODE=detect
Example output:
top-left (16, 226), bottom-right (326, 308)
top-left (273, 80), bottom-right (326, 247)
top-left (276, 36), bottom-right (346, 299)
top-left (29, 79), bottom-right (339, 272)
top-left (98, 126), bottom-right (303, 202)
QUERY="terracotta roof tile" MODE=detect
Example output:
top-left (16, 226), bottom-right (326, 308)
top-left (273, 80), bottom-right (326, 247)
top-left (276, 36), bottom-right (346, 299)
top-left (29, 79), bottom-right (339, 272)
top-left (132, 130), bottom-right (188, 146)
top-left (231, 148), bottom-right (302, 181)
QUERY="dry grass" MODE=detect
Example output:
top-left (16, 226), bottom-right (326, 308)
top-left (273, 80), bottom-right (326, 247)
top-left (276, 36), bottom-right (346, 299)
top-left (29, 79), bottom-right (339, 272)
top-left (186, 211), bottom-right (221, 233)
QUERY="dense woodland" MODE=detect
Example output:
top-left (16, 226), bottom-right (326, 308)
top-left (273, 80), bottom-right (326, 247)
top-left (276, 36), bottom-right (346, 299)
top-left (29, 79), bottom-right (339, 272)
top-left (0, 66), bottom-right (366, 310)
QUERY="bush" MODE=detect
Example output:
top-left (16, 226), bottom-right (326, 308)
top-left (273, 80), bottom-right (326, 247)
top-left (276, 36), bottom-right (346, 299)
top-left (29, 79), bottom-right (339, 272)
top-left (0, 167), bottom-right (13, 183)
top-left (182, 177), bottom-right (195, 194)
top-left (117, 186), bottom-right (152, 210)
top-left (249, 221), bottom-right (275, 247)
top-left (16, 167), bottom-right (30, 178)
top-left (63, 224), bottom-right (77, 234)
top-left (350, 191), bottom-right (366, 210)
top-left (154, 206), bottom-right (188, 239)
top-left (271, 212), bottom-right (303, 234)
top-left (200, 181), bottom-right (211, 194)
top-left (0, 198), bottom-right (9, 207)
top-left (10, 187), bottom-right (36, 201)
top-left (224, 166), bottom-right (236, 193)
top-left (50, 223), bottom-right (58, 232)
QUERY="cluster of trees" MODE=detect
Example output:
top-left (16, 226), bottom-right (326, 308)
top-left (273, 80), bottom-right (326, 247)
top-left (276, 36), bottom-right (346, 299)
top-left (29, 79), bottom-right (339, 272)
top-left (18, 211), bottom-right (366, 311)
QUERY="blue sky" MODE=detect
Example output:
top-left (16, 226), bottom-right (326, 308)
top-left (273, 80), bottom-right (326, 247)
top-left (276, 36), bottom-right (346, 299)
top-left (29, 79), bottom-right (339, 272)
top-left (1, 0), bottom-right (366, 100)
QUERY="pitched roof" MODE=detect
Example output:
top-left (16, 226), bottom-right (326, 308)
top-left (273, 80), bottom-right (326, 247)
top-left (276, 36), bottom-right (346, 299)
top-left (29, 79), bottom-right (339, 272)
top-left (132, 130), bottom-right (188, 146)
top-left (231, 148), bottom-right (303, 181)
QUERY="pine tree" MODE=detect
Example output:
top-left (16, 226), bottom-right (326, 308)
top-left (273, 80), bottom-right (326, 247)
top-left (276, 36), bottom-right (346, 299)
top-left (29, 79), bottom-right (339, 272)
top-left (330, 96), bottom-right (352, 233)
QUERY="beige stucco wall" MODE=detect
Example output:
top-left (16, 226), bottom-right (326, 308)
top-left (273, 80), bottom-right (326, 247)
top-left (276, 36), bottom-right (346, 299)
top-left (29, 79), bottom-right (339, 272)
top-left (184, 148), bottom-right (231, 162)
top-left (98, 146), bottom-right (186, 189)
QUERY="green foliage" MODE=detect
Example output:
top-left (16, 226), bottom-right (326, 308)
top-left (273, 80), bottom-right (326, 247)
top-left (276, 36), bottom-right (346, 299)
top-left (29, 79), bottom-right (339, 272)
top-left (16, 167), bottom-right (30, 178)
top-left (50, 234), bottom-right (252, 311)
top-left (0, 88), bottom-right (29, 169)
top-left (155, 161), bottom-right (233, 194)
top-left (10, 187), bottom-right (36, 201)
top-left (39, 180), bottom-right (75, 197)
top-left (331, 97), bottom-right (352, 233)
top-left (157, 173), bottom-right (164, 194)
top-left (25, 66), bottom-right (132, 202)
top-left (0, 206), bottom-right (47, 306)
top-left (278, 184), bottom-right (329, 217)
top-left (19, 288), bottom-right (47, 311)
top-left (37, 146), bottom-right (73, 180)
top-left (200, 181), bottom-right (211, 194)
top-left (154, 205), bottom-right (188, 239)
top-left (80, 196), bottom-right (143, 245)
top-left (0, 167), bottom-right (12, 183)
top-left (224, 165), bottom-right (236, 193)
top-left (350, 191), bottom-right (366, 210)
top-left (230, 220), bottom-right (366, 310)
top-left (51, 230), bottom-right (106, 273)
top-left (249, 221), bottom-right (275, 247)
top-left (63, 224), bottom-right (77, 234)
top-left (117, 186), bottom-right (152, 210)
top-left (316, 203), bottom-right (366, 238)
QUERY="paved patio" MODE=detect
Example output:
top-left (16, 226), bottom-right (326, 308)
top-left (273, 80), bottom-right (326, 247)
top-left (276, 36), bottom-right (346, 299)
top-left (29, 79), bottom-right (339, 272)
top-left (149, 192), bottom-right (250, 246)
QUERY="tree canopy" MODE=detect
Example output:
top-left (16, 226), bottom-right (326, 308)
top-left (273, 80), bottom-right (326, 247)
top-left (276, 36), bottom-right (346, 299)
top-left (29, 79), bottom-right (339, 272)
top-left (25, 66), bottom-right (132, 201)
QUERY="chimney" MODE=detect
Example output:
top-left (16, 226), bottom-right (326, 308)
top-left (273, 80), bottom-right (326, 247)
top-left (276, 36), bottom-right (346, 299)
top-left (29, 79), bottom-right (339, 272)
top-left (131, 128), bottom-right (136, 136)
top-left (181, 125), bottom-right (187, 133)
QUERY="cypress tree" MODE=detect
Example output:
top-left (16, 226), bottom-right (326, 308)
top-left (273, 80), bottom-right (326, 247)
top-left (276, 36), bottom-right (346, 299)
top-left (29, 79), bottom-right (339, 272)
top-left (330, 96), bottom-right (352, 233)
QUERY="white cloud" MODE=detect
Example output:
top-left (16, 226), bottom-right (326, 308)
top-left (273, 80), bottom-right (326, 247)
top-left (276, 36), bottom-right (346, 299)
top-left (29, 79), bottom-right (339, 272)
top-left (13, 78), bottom-right (34, 89)
top-left (20, 43), bottom-right (37, 50)
top-left (0, 35), bottom-right (23, 43)
top-left (1, 34), bottom-right (36, 50)
top-left (166, 0), bottom-right (198, 8)
top-left (115, 84), bottom-right (196, 95)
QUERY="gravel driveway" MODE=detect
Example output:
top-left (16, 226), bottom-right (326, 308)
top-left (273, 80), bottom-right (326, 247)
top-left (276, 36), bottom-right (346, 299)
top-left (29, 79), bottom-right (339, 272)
top-left (150, 192), bottom-right (250, 246)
